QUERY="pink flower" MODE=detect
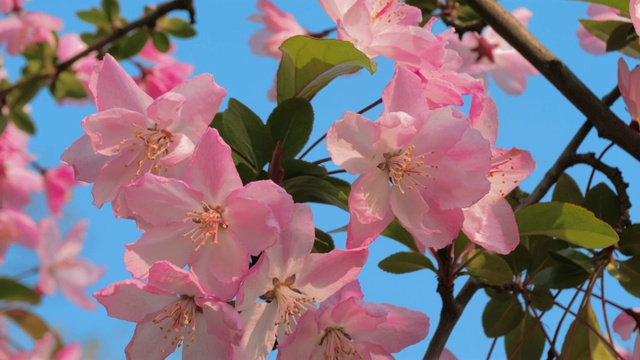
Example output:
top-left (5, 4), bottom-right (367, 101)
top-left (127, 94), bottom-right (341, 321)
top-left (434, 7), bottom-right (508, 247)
top-left (0, 208), bottom-right (38, 265)
top-left (57, 33), bottom-right (99, 98)
top-left (234, 204), bottom-right (368, 359)
top-left (9, 332), bottom-right (82, 360)
top-left (123, 128), bottom-right (294, 298)
top-left (36, 218), bottom-right (104, 310)
top-left (0, 123), bottom-right (42, 209)
top-left (134, 61), bottom-right (195, 99)
top-left (577, 5), bottom-right (628, 54)
top-left (446, 8), bottom-right (538, 95)
top-left (138, 39), bottom-right (176, 64)
top-left (43, 164), bottom-right (76, 217)
top-left (0, 0), bottom-right (28, 13)
top-left (461, 93), bottom-right (535, 254)
top-left (613, 309), bottom-right (640, 360)
top-left (248, 0), bottom-right (307, 59)
top-left (0, 10), bottom-right (62, 55)
top-left (327, 102), bottom-right (491, 251)
top-left (618, 58), bottom-right (640, 131)
top-left (632, 0), bottom-right (640, 44)
top-left (277, 281), bottom-right (429, 359)
top-left (60, 54), bottom-right (226, 210)
top-left (320, 0), bottom-right (453, 70)
top-left (94, 261), bottom-right (243, 359)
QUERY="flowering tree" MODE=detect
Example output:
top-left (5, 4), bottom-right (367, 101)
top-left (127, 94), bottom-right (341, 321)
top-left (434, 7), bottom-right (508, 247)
top-left (1, 0), bottom-right (640, 359)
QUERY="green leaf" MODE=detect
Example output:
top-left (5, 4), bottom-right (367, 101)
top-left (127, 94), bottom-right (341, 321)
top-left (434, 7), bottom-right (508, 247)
top-left (548, 248), bottom-right (594, 273)
top-left (51, 71), bottom-right (88, 100)
top-left (159, 17), bottom-right (196, 38)
top-left (151, 31), bottom-right (171, 53)
top-left (378, 251), bottom-right (436, 274)
top-left (10, 108), bottom-right (35, 134)
top-left (574, 0), bottom-right (628, 15)
top-left (516, 202), bottom-right (618, 249)
top-left (527, 235), bottom-right (569, 276)
top-left (560, 304), bottom-right (616, 359)
top-left (618, 257), bottom-right (640, 298)
top-left (281, 176), bottom-right (348, 210)
top-left (101, 0), bottom-right (120, 22)
top-left (76, 8), bottom-right (109, 26)
top-left (453, 231), bottom-right (473, 261)
top-left (580, 20), bottom-right (640, 58)
top-left (501, 244), bottom-right (531, 274)
top-left (618, 224), bottom-right (640, 256)
top-left (276, 36), bottom-right (377, 103)
top-left (115, 29), bottom-right (149, 59)
top-left (0, 115), bottom-right (8, 135)
top-left (552, 173), bottom-right (583, 205)
top-left (313, 228), bottom-right (335, 253)
top-left (282, 159), bottom-right (328, 180)
top-left (531, 263), bottom-right (589, 289)
top-left (0, 277), bottom-right (40, 304)
top-left (530, 287), bottom-right (554, 311)
top-left (266, 98), bottom-right (314, 160)
top-left (504, 312), bottom-right (546, 360)
top-left (606, 22), bottom-right (636, 52)
top-left (482, 295), bottom-right (524, 337)
top-left (464, 250), bottom-right (513, 286)
top-left (325, 176), bottom-right (351, 196)
top-left (381, 220), bottom-right (420, 253)
top-left (4, 309), bottom-right (62, 348)
top-left (583, 183), bottom-right (620, 228)
top-left (217, 98), bottom-right (274, 171)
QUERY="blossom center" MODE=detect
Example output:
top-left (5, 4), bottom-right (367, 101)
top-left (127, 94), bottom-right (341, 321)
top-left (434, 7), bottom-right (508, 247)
top-left (377, 145), bottom-right (436, 193)
top-left (259, 275), bottom-right (316, 335)
top-left (117, 124), bottom-right (174, 176)
top-left (152, 295), bottom-right (203, 353)
top-left (320, 326), bottom-right (361, 360)
top-left (371, 0), bottom-right (406, 25)
top-left (472, 34), bottom-right (500, 63)
top-left (183, 202), bottom-right (228, 251)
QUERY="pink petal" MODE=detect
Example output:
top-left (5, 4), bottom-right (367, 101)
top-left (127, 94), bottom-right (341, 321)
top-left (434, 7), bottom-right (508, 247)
top-left (297, 247), bottom-right (368, 301)
top-left (185, 128), bottom-right (242, 204)
top-left (462, 197), bottom-right (518, 254)
top-left (613, 311), bottom-right (637, 341)
top-left (93, 280), bottom-right (176, 323)
top-left (147, 261), bottom-right (205, 297)
top-left (469, 92), bottom-right (498, 146)
top-left (60, 134), bottom-right (109, 183)
top-left (488, 147), bottom-right (535, 199)
top-left (182, 312), bottom-right (235, 360)
top-left (382, 65), bottom-right (429, 116)
top-left (235, 302), bottom-right (279, 360)
top-left (200, 300), bottom-right (244, 344)
top-left (327, 112), bottom-right (381, 174)
top-left (89, 54), bottom-right (153, 113)
top-left (82, 108), bottom-right (150, 155)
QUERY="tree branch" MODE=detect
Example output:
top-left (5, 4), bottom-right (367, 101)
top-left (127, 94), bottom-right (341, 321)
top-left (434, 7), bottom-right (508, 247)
top-left (0, 0), bottom-right (195, 101)
top-left (519, 86), bottom-right (621, 209)
top-left (464, 0), bottom-right (640, 162)
top-left (423, 277), bottom-right (483, 360)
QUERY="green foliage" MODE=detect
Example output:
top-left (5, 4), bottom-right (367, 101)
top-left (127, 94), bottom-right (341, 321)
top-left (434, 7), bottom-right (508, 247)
top-left (76, 8), bottom-right (110, 26)
top-left (51, 71), bottom-right (88, 100)
top-left (504, 312), bottom-right (546, 360)
top-left (381, 220), bottom-right (420, 253)
top-left (276, 36), bottom-right (377, 103)
top-left (552, 173), bottom-right (584, 205)
top-left (529, 287), bottom-right (554, 311)
top-left (464, 250), bottom-right (513, 286)
top-left (516, 202), bottom-right (618, 249)
top-left (574, 0), bottom-right (629, 15)
top-left (378, 252), bottom-right (436, 274)
top-left (618, 224), bottom-right (640, 256)
top-left (313, 228), bottom-right (335, 253)
top-left (531, 263), bottom-right (590, 289)
top-left (266, 98), bottom-right (314, 160)
top-left (482, 295), bottom-right (524, 337)
top-left (111, 29), bottom-right (149, 59)
top-left (4, 308), bottom-right (63, 351)
top-left (282, 159), bottom-right (328, 180)
top-left (617, 256), bottom-right (640, 298)
top-left (579, 20), bottom-right (640, 58)
top-left (281, 176), bottom-right (349, 211)
top-left (583, 183), bottom-right (620, 228)
top-left (159, 17), bottom-right (196, 38)
top-left (560, 304), bottom-right (616, 359)
top-left (211, 98), bottom-right (274, 179)
top-left (151, 30), bottom-right (171, 53)
top-left (101, 0), bottom-right (120, 22)
top-left (0, 277), bottom-right (41, 305)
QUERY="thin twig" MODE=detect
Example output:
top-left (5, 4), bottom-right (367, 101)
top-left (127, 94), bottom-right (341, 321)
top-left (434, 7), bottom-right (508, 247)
top-left (585, 142), bottom-right (614, 193)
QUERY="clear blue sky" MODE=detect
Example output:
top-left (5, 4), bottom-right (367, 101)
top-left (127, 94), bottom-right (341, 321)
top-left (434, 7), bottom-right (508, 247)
top-left (2, 0), bottom-right (639, 359)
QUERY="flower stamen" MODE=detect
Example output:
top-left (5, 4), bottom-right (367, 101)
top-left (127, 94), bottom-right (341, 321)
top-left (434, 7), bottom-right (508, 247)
top-left (183, 202), bottom-right (228, 251)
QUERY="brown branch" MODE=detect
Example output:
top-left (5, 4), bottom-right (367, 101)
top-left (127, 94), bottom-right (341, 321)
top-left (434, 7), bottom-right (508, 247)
top-left (0, 0), bottom-right (195, 101)
top-left (423, 277), bottom-right (483, 360)
top-left (518, 86), bottom-right (621, 209)
top-left (464, 0), bottom-right (640, 162)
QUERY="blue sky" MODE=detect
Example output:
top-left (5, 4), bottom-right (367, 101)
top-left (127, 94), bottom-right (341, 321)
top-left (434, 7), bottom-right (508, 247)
top-left (2, 0), bottom-right (640, 359)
